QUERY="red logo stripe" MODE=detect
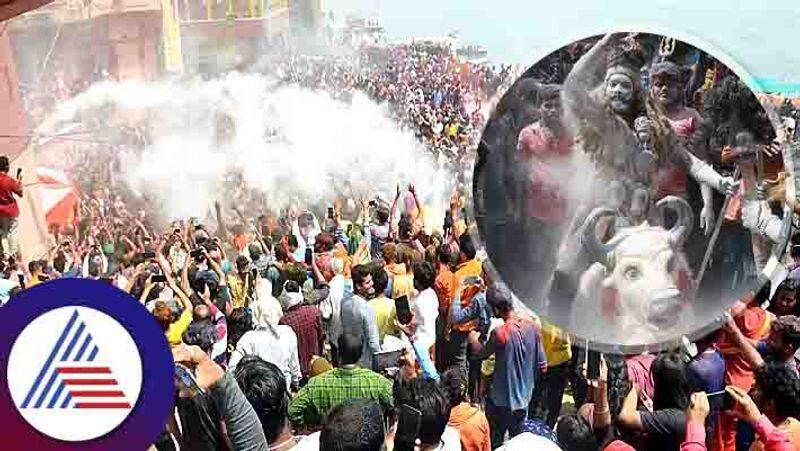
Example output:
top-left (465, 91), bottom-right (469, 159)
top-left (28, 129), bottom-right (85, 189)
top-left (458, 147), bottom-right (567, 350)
top-left (57, 367), bottom-right (112, 374)
top-left (69, 391), bottom-right (126, 397)
top-left (74, 402), bottom-right (132, 409)
top-left (63, 379), bottom-right (119, 385)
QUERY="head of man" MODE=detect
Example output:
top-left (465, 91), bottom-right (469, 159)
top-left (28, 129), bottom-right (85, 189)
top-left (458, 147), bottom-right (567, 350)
top-left (412, 261), bottom-right (435, 292)
top-left (393, 378), bottom-right (451, 449)
top-left (28, 260), bottom-right (44, 276)
top-left (235, 255), bottom-right (251, 276)
top-left (338, 332), bottom-right (364, 366)
top-left (603, 49), bottom-right (642, 117)
top-left (771, 279), bottom-right (800, 317)
top-left (649, 61), bottom-right (684, 109)
top-left (234, 356), bottom-right (290, 443)
top-left (486, 283), bottom-right (514, 319)
top-left (766, 315), bottom-right (800, 361)
top-left (751, 361), bottom-right (800, 421)
top-left (152, 301), bottom-right (175, 332)
top-left (352, 264), bottom-right (375, 298)
top-left (320, 399), bottom-right (385, 451)
top-left (537, 84), bottom-right (563, 130)
top-left (182, 321), bottom-right (217, 354)
top-left (370, 266), bottom-right (389, 298)
top-left (193, 304), bottom-right (210, 323)
top-left (297, 213), bottom-right (314, 240)
top-left (436, 244), bottom-right (457, 272)
top-left (376, 206), bottom-right (390, 225)
top-left (457, 233), bottom-right (476, 264)
top-left (0, 156), bottom-right (9, 174)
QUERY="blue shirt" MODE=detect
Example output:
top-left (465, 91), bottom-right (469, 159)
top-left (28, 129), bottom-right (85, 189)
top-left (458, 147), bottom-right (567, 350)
top-left (451, 291), bottom-right (493, 337)
top-left (476, 318), bottom-right (546, 410)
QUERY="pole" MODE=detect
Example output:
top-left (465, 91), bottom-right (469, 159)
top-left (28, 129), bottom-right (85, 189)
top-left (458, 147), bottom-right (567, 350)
top-left (695, 167), bottom-right (741, 292)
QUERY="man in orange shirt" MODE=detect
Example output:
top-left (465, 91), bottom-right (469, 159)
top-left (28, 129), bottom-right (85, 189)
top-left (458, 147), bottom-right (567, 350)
top-left (435, 244), bottom-right (460, 372)
top-left (716, 283), bottom-right (775, 451)
top-left (442, 367), bottom-right (491, 451)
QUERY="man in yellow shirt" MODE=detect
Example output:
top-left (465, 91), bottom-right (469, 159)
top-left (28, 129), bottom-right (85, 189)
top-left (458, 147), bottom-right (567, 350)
top-left (454, 234), bottom-right (482, 282)
top-left (368, 265), bottom-right (397, 341)
top-left (529, 322), bottom-right (572, 427)
top-left (27, 260), bottom-right (47, 288)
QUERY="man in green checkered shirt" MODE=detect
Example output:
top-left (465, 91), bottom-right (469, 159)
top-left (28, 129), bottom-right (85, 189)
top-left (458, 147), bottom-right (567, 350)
top-left (289, 332), bottom-right (394, 428)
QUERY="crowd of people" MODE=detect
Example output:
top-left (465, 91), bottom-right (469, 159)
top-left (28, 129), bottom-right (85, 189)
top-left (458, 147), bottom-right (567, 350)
top-left (270, 43), bottom-right (516, 178)
top-left (3, 36), bottom-right (800, 451)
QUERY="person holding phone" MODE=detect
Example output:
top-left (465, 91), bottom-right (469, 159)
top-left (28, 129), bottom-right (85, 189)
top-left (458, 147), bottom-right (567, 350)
top-left (172, 344), bottom-right (269, 451)
top-left (0, 156), bottom-right (22, 257)
top-left (617, 353), bottom-right (693, 451)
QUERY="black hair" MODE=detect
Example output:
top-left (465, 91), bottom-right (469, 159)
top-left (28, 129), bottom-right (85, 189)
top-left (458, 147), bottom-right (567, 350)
top-left (649, 60), bottom-right (685, 84)
top-left (233, 356), bottom-right (289, 443)
top-left (235, 255), bottom-right (250, 272)
top-left (769, 278), bottom-right (800, 316)
top-left (436, 244), bottom-right (457, 271)
top-left (338, 332), bottom-right (363, 365)
top-left (227, 308), bottom-right (254, 351)
top-left (320, 399), bottom-right (384, 451)
top-left (555, 414), bottom-right (597, 451)
top-left (755, 361), bottom-right (800, 419)
top-left (182, 322), bottom-right (217, 353)
top-left (284, 280), bottom-right (300, 293)
top-left (393, 378), bottom-right (450, 446)
top-left (486, 283), bottom-right (513, 314)
top-left (351, 264), bottom-right (371, 290)
top-left (376, 206), bottom-right (390, 224)
top-left (441, 367), bottom-right (468, 409)
top-left (0, 156), bottom-right (9, 173)
top-left (651, 352), bottom-right (691, 411)
top-left (458, 233), bottom-right (476, 260)
top-left (287, 234), bottom-right (298, 248)
top-left (412, 261), bottom-right (435, 291)
top-left (370, 266), bottom-right (389, 295)
top-left (28, 260), bottom-right (43, 273)
top-left (398, 215), bottom-right (413, 240)
top-left (53, 252), bottom-right (67, 273)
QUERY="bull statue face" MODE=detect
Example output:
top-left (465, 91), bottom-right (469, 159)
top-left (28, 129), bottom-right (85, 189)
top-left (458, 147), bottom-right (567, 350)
top-left (571, 196), bottom-right (696, 344)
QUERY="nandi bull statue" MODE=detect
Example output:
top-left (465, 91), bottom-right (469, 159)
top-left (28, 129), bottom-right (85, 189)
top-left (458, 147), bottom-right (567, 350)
top-left (569, 196), bottom-right (697, 345)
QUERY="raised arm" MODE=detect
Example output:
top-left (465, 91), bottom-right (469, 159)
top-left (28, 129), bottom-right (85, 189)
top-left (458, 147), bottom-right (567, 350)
top-left (562, 34), bottom-right (616, 137)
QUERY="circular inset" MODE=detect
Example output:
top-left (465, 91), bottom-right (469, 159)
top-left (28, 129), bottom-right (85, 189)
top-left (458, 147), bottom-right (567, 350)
top-left (7, 306), bottom-right (143, 442)
top-left (0, 279), bottom-right (174, 450)
top-left (473, 32), bottom-right (790, 351)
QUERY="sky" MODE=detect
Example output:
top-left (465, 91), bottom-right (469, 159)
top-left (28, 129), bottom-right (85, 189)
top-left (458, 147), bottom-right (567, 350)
top-left (323, 0), bottom-right (800, 93)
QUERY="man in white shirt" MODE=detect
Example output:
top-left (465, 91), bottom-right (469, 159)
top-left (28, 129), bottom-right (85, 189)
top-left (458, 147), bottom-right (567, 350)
top-left (227, 319), bottom-right (301, 391)
top-left (411, 261), bottom-right (439, 353)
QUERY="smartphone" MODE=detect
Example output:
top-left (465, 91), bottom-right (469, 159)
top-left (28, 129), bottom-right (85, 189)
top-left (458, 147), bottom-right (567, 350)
top-left (327, 207), bottom-right (334, 219)
top-left (587, 350), bottom-right (601, 380)
top-left (174, 363), bottom-right (205, 396)
top-left (707, 390), bottom-right (736, 411)
top-left (16, 168), bottom-right (22, 179)
top-left (395, 404), bottom-right (422, 451)
top-left (368, 200), bottom-right (377, 208)
top-left (17, 273), bottom-right (25, 289)
top-left (395, 295), bottom-right (412, 325)
top-left (304, 248), bottom-right (313, 265)
top-left (141, 251), bottom-right (156, 260)
top-left (151, 274), bottom-right (168, 283)
top-left (190, 249), bottom-right (204, 259)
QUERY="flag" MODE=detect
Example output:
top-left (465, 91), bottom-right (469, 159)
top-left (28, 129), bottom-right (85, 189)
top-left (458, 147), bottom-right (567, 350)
top-left (162, 0), bottom-right (183, 73)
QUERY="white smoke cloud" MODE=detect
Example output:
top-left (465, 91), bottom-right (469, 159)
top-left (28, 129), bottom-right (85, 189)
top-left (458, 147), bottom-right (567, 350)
top-left (39, 73), bottom-right (452, 223)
